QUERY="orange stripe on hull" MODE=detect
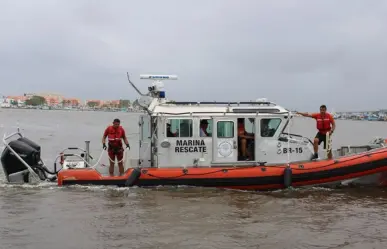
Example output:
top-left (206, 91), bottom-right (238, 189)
top-left (57, 147), bottom-right (387, 190)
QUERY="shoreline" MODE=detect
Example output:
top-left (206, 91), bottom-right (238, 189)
top-left (1, 107), bottom-right (386, 121)
top-left (0, 106), bottom-right (145, 113)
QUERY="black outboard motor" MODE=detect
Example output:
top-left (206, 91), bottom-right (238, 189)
top-left (0, 137), bottom-right (46, 183)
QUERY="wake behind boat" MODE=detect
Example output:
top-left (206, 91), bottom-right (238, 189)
top-left (2, 73), bottom-right (387, 191)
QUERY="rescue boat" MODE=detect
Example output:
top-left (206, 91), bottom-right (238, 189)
top-left (56, 147), bottom-right (387, 190)
top-left (2, 73), bottom-right (387, 191)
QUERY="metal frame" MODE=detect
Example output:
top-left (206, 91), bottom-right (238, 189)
top-left (2, 128), bottom-right (40, 181)
top-left (55, 143), bottom-right (92, 164)
top-left (2, 128), bottom-right (95, 183)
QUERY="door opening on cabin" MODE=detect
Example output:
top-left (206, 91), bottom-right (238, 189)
top-left (237, 118), bottom-right (255, 161)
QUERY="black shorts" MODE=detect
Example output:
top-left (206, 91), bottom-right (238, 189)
top-left (315, 132), bottom-right (327, 149)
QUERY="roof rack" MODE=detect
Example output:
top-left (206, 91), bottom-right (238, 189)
top-left (165, 101), bottom-right (276, 106)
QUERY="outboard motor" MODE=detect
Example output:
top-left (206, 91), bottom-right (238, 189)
top-left (0, 137), bottom-right (47, 183)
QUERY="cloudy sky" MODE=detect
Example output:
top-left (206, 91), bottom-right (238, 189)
top-left (1, 0), bottom-right (386, 111)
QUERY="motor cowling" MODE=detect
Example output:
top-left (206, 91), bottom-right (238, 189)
top-left (0, 137), bottom-right (42, 183)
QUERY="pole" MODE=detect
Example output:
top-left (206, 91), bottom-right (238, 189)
top-left (85, 141), bottom-right (90, 164)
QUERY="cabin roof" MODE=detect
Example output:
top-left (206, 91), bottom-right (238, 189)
top-left (151, 102), bottom-right (289, 116)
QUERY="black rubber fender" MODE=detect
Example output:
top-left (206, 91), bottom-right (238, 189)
top-left (283, 167), bottom-right (292, 188)
top-left (125, 167), bottom-right (142, 187)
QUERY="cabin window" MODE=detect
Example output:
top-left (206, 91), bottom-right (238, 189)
top-left (166, 119), bottom-right (192, 137)
top-left (217, 121), bottom-right (234, 138)
top-left (261, 118), bottom-right (282, 137)
top-left (199, 119), bottom-right (212, 137)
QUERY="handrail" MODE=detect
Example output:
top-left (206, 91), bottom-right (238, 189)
top-left (166, 101), bottom-right (277, 106)
top-left (58, 147), bottom-right (94, 160)
top-left (3, 128), bottom-right (22, 141)
top-left (279, 133), bottom-right (314, 145)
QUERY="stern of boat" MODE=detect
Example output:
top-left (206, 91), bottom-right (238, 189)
top-left (331, 137), bottom-right (387, 187)
top-left (0, 128), bottom-right (57, 184)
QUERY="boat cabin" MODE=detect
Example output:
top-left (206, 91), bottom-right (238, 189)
top-left (129, 74), bottom-right (315, 168)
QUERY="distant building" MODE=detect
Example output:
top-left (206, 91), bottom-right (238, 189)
top-left (6, 96), bottom-right (28, 106)
top-left (36, 93), bottom-right (64, 106)
top-left (62, 98), bottom-right (81, 107)
top-left (2, 92), bottom-right (132, 109)
top-left (20, 93), bottom-right (65, 107)
top-left (103, 100), bottom-right (120, 107)
top-left (85, 99), bottom-right (102, 108)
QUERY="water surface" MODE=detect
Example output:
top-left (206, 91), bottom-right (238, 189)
top-left (1, 109), bottom-right (387, 249)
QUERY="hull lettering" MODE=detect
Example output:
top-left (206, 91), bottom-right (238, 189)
top-left (175, 140), bottom-right (207, 153)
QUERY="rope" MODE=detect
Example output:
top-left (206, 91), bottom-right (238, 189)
top-left (103, 131), bottom-right (138, 164)
top-left (45, 147), bottom-right (130, 175)
top-left (90, 149), bottom-right (109, 168)
top-left (50, 149), bottom-right (106, 170)
top-left (105, 147), bottom-right (129, 164)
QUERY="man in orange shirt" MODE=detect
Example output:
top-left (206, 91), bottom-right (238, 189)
top-left (102, 118), bottom-right (130, 176)
top-left (297, 105), bottom-right (336, 160)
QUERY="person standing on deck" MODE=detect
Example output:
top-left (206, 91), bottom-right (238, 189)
top-left (102, 118), bottom-right (130, 176)
top-left (297, 105), bottom-right (336, 160)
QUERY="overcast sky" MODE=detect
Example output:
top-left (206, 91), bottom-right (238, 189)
top-left (1, 0), bottom-right (386, 112)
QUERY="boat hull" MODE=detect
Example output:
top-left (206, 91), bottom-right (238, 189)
top-left (57, 147), bottom-right (387, 191)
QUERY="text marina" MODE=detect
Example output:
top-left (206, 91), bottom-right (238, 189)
top-left (175, 140), bottom-right (207, 153)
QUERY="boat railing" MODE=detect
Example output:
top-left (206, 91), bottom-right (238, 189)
top-left (52, 141), bottom-right (109, 172)
top-left (333, 137), bottom-right (386, 157)
top-left (278, 132), bottom-right (313, 145)
top-left (57, 142), bottom-right (93, 164)
top-left (164, 101), bottom-right (278, 106)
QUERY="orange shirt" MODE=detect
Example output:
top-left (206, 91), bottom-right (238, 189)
top-left (311, 113), bottom-right (334, 134)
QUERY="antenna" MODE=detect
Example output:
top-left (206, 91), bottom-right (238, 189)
top-left (140, 75), bottom-right (178, 80)
top-left (139, 74), bottom-right (178, 98)
top-left (126, 72), bottom-right (147, 96)
top-left (126, 73), bottom-right (179, 110)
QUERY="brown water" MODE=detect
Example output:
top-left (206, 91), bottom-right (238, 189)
top-left (1, 109), bottom-right (387, 249)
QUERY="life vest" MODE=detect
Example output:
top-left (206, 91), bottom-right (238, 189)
top-left (106, 125), bottom-right (124, 148)
top-left (315, 113), bottom-right (332, 134)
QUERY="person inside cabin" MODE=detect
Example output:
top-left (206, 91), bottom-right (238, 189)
top-left (260, 119), bottom-right (271, 137)
top-left (297, 104), bottom-right (336, 160)
top-left (102, 118), bottom-right (130, 176)
top-left (237, 118), bottom-right (255, 160)
top-left (200, 119), bottom-right (210, 137)
top-left (166, 123), bottom-right (177, 137)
